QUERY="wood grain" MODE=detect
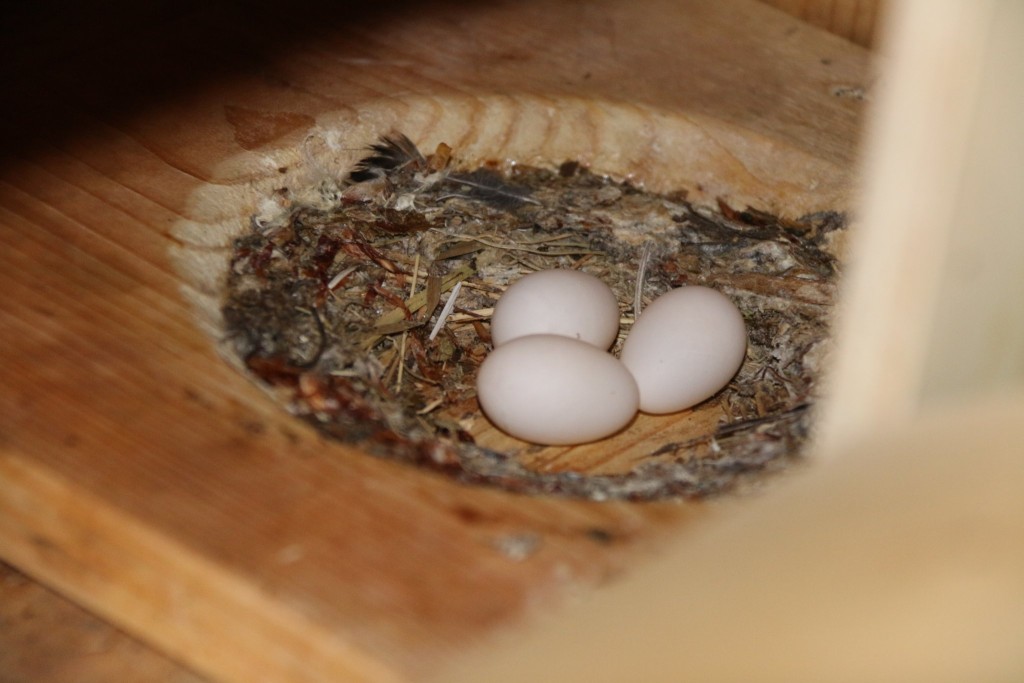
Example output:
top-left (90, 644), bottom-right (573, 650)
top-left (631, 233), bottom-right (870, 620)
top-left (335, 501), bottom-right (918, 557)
top-left (0, 562), bottom-right (208, 683)
top-left (0, 1), bottom-right (869, 681)
top-left (759, 0), bottom-right (886, 47)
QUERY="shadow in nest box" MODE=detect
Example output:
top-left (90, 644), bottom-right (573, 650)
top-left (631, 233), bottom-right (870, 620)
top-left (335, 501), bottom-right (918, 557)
top-left (211, 132), bottom-right (844, 501)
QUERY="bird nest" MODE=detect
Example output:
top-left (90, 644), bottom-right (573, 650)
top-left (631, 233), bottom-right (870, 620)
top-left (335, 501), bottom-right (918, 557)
top-left (221, 134), bottom-right (844, 500)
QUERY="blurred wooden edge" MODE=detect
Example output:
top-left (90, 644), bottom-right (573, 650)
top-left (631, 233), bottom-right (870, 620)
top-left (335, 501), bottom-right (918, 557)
top-left (818, 0), bottom-right (1024, 450)
top-left (433, 389), bottom-right (1024, 683)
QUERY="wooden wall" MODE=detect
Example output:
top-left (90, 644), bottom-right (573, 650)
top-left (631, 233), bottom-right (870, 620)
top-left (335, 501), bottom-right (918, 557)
top-left (760, 0), bottom-right (886, 46)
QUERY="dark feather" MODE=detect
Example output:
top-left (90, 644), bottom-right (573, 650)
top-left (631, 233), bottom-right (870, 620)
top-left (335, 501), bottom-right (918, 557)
top-left (346, 133), bottom-right (426, 184)
top-left (444, 169), bottom-right (540, 210)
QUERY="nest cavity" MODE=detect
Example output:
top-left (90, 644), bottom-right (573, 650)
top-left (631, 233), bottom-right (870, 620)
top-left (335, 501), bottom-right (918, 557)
top-left (221, 134), bottom-right (844, 500)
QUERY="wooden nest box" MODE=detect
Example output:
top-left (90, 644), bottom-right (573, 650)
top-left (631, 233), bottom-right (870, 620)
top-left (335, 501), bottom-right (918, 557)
top-left (1, 1), bottom-right (1022, 681)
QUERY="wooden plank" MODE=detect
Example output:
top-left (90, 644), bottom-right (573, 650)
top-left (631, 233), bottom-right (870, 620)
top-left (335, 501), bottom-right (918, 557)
top-left (0, 562), bottom-right (208, 683)
top-left (0, 1), bottom-right (870, 681)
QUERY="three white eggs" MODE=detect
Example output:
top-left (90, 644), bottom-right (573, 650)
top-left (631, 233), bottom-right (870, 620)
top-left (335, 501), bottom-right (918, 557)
top-left (476, 269), bottom-right (748, 445)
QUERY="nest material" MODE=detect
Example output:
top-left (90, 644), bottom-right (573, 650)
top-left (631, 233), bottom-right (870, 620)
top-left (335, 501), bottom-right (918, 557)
top-left (222, 134), bottom-right (844, 500)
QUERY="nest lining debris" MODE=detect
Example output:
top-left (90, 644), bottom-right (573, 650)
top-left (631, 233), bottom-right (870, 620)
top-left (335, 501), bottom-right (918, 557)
top-left (221, 133), bottom-right (844, 500)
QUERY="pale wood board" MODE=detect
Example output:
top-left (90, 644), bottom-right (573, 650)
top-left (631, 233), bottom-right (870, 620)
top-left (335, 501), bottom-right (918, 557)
top-left (817, 0), bottom-right (1024, 449)
top-left (0, 1), bottom-right (870, 681)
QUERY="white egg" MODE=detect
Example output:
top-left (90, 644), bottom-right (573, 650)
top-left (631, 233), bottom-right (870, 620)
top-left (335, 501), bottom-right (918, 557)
top-left (490, 269), bottom-right (620, 349)
top-left (621, 286), bottom-right (747, 414)
top-left (477, 335), bottom-right (639, 445)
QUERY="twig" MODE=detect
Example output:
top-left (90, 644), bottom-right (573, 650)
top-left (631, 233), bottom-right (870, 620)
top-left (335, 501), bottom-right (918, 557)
top-left (396, 254), bottom-right (422, 389)
top-left (417, 397), bottom-right (445, 415)
top-left (447, 307), bottom-right (494, 323)
top-left (374, 264), bottom-right (474, 330)
top-left (444, 233), bottom-right (596, 257)
top-left (328, 264), bottom-right (360, 290)
top-left (293, 307), bottom-right (327, 368)
top-left (634, 241), bottom-right (655, 317)
top-left (429, 281), bottom-right (463, 341)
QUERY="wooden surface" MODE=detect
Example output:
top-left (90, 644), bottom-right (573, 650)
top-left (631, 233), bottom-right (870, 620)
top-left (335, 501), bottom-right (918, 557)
top-left (0, 1), bottom-right (870, 681)
top-left (0, 562), bottom-right (208, 683)
top-left (759, 0), bottom-right (886, 47)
